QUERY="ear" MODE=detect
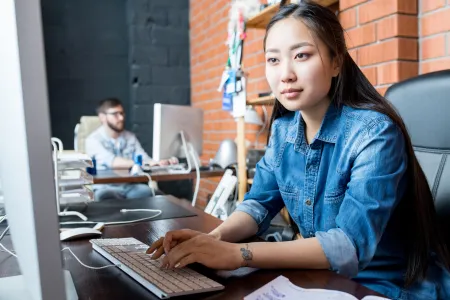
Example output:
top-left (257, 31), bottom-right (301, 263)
top-left (98, 113), bottom-right (106, 124)
top-left (331, 57), bottom-right (340, 77)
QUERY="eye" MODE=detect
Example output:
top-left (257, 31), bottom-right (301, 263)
top-left (295, 53), bottom-right (310, 60)
top-left (266, 58), bottom-right (279, 64)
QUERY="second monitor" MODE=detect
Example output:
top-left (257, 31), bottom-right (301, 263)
top-left (152, 103), bottom-right (203, 163)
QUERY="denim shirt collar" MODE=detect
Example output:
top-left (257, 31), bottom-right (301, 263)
top-left (290, 103), bottom-right (342, 152)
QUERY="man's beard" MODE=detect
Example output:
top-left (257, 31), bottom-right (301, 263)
top-left (107, 120), bottom-right (124, 133)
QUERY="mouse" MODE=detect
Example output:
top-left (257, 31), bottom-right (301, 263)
top-left (60, 227), bottom-right (102, 241)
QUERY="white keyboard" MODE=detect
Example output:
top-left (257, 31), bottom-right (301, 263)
top-left (143, 163), bottom-right (186, 172)
top-left (90, 237), bottom-right (224, 299)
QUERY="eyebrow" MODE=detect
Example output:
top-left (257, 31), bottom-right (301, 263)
top-left (265, 42), bottom-right (314, 53)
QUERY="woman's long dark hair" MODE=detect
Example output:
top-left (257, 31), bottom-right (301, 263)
top-left (266, 0), bottom-right (450, 287)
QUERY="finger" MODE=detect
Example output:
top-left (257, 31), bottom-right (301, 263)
top-left (166, 240), bottom-right (195, 269)
top-left (146, 237), bottom-right (163, 254)
top-left (163, 230), bottom-right (192, 254)
top-left (151, 246), bottom-right (165, 259)
top-left (176, 253), bottom-right (198, 268)
top-left (163, 232), bottom-right (174, 254)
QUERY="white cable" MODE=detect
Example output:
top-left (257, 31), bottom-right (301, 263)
top-left (120, 209), bottom-right (160, 213)
top-left (141, 172), bottom-right (155, 197)
top-left (0, 243), bottom-right (16, 257)
top-left (59, 209), bottom-right (162, 226)
top-left (61, 247), bottom-right (120, 270)
top-left (0, 225), bottom-right (9, 242)
top-left (0, 215), bottom-right (6, 224)
top-left (189, 144), bottom-right (200, 207)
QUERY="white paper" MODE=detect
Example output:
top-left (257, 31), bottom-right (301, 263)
top-left (244, 275), bottom-right (367, 300)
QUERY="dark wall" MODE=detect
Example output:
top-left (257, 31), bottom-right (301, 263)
top-left (42, 0), bottom-right (129, 147)
top-left (128, 0), bottom-right (190, 153)
top-left (41, 0), bottom-right (190, 155)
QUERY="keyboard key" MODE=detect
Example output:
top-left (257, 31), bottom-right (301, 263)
top-left (93, 238), bottom-right (224, 298)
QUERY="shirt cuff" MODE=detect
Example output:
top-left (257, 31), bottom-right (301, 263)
top-left (315, 228), bottom-right (359, 278)
top-left (234, 200), bottom-right (271, 236)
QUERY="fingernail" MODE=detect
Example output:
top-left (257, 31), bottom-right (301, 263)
top-left (175, 263), bottom-right (181, 268)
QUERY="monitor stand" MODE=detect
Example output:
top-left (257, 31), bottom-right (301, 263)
top-left (0, 270), bottom-right (78, 300)
top-left (167, 131), bottom-right (196, 175)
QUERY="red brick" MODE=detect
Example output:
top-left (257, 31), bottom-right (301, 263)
top-left (339, 8), bottom-right (357, 30)
top-left (340, 0), bottom-right (368, 10)
top-left (361, 66), bottom-right (377, 85)
top-left (359, 0), bottom-right (417, 24)
top-left (377, 14), bottom-right (418, 40)
top-left (421, 0), bottom-right (446, 13)
top-left (421, 35), bottom-right (446, 60)
top-left (348, 49), bottom-right (358, 63)
top-left (421, 8), bottom-right (450, 36)
top-left (346, 23), bottom-right (377, 48)
top-left (358, 38), bottom-right (417, 66)
top-left (376, 86), bottom-right (390, 96)
top-left (377, 61), bottom-right (418, 85)
top-left (421, 58), bottom-right (450, 74)
top-left (448, 34), bottom-right (450, 55)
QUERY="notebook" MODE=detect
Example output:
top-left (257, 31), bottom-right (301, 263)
top-left (244, 275), bottom-right (390, 300)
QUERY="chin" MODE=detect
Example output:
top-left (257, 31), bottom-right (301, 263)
top-left (278, 99), bottom-right (306, 112)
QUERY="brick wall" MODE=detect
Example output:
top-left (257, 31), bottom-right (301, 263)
top-left (419, 0), bottom-right (450, 74)
top-left (190, 0), bottom-right (450, 208)
top-left (340, 0), bottom-right (419, 96)
top-left (190, 0), bottom-right (270, 207)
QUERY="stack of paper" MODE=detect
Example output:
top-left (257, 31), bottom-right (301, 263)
top-left (244, 276), bottom-right (390, 300)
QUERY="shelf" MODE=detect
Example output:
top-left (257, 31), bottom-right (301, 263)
top-left (246, 0), bottom-right (339, 30)
top-left (246, 4), bottom-right (280, 29)
top-left (246, 95), bottom-right (275, 106)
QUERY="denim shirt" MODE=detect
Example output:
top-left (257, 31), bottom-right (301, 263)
top-left (236, 104), bottom-right (450, 300)
top-left (85, 126), bottom-right (152, 170)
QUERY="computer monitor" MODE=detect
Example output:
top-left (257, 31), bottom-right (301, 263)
top-left (152, 103), bottom-right (204, 162)
top-left (0, 1), bottom-right (75, 299)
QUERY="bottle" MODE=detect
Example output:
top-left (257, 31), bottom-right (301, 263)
top-left (87, 156), bottom-right (97, 175)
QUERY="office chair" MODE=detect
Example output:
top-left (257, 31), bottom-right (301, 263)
top-left (74, 116), bottom-right (101, 153)
top-left (385, 70), bottom-right (450, 233)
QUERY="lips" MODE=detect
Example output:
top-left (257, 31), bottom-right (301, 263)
top-left (281, 88), bottom-right (303, 100)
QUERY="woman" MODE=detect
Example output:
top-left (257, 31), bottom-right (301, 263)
top-left (147, 2), bottom-right (450, 299)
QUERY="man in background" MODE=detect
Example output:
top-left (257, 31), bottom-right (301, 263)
top-left (85, 98), bottom-right (177, 201)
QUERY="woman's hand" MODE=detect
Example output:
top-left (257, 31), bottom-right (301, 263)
top-left (161, 234), bottom-right (243, 270)
top-left (146, 229), bottom-right (204, 259)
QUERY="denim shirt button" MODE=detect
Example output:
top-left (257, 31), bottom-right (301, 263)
top-left (309, 232), bottom-right (314, 237)
top-left (305, 199), bottom-right (312, 206)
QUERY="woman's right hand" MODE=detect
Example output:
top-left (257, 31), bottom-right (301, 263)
top-left (146, 229), bottom-right (205, 259)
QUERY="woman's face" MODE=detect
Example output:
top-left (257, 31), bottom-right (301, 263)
top-left (265, 17), bottom-right (339, 112)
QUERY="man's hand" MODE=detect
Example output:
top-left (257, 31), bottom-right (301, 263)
top-left (158, 157), bottom-right (179, 166)
top-left (146, 229), bottom-right (204, 259)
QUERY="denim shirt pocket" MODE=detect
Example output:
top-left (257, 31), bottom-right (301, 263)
top-left (322, 187), bottom-right (346, 229)
top-left (324, 188), bottom-right (346, 204)
top-left (279, 184), bottom-right (299, 222)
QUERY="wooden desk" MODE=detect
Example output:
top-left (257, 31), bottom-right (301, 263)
top-left (93, 169), bottom-right (225, 184)
top-left (0, 196), bottom-right (380, 299)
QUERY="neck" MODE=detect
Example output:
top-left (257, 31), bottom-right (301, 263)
top-left (103, 125), bottom-right (121, 139)
top-left (301, 98), bottom-right (331, 144)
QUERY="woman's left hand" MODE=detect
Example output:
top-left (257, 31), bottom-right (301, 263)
top-left (161, 234), bottom-right (242, 270)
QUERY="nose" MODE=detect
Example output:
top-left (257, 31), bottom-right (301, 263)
top-left (280, 61), bottom-right (297, 83)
